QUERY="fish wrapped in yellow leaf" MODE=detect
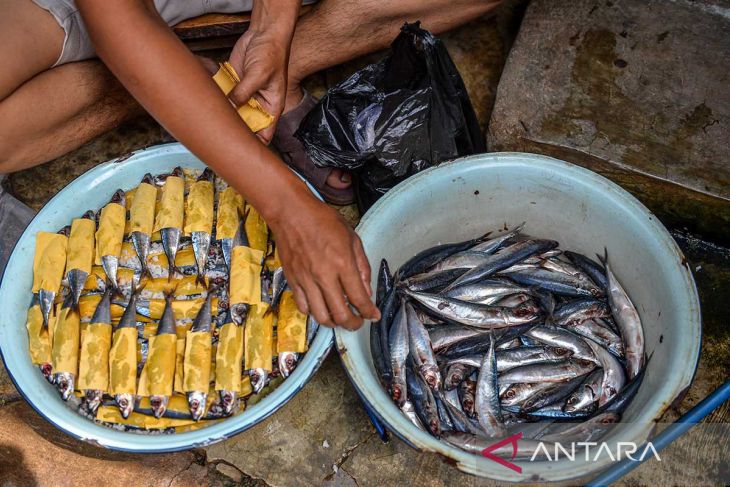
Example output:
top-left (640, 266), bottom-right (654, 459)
top-left (32, 230), bottom-right (68, 329)
top-left (108, 284), bottom-right (144, 418)
top-left (184, 169), bottom-right (215, 284)
top-left (212, 62), bottom-right (274, 133)
top-left (26, 297), bottom-right (55, 381)
top-left (65, 212), bottom-right (96, 307)
top-left (51, 296), bottom-right (80, 399)
top-left (94, 190), bottom-right (126, 288)
top-left (183, 291), bottom-right (215, 420)
top-left (244, 303), bottom-right (274, 394)
top-left (77, 287), bottom-right (113, 413)
top-left (214, 309), bottom-right (244, 415)
top-left (276, 290), bottom-right (308, 378)
top-left (153, 168), bottom-right (185, 278)
top-left (128, 174), bottom-right (157, 277)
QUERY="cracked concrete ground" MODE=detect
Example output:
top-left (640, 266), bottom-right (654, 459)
top-left (1, 2), bottom-right (729, 486)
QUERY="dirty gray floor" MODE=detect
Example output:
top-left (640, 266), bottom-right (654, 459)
top-left (1, 1), bottom-right (729, 486)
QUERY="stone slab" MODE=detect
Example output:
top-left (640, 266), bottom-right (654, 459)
top-left (488, 0), bottom-right (730, 240)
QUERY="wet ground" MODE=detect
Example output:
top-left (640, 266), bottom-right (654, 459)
top-left (1, 1), bottom-right (728, 485)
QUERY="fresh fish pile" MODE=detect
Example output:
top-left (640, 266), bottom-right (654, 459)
top-left (371, 224), bottom-right (646, 458)
top-left (25, 168), bottom-right (316, 432)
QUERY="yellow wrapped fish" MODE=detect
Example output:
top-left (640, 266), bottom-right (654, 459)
top-left (128, 176), bottom-right (158, 275)
top-left (94, 191), bottom-right (126, 287)
top-left (212, 62), bottom-right (274, 133)
top-left (229, 246), bottom-right (264, 306)
top-left (216, 187), bottom-right (244, 240)
top-left (137, 295), bottom-right (177, 417)
top-left (78, 289), bottom-right (114, 412)
top-left (277, 291), bottom-right (308, 354)
top-left (51, 303), bottom-right (81, 399)
top-left (244, 205), bottom-right (269, 253)
top-left (32, 231), bottom-right (68, 328)
top-left (184, 179), bottom-right (214, 236)
top-left (215, 317), bottom-right (244, 398)
top-left (153, 175), bottom-right (185, 232)
top-left (245, 304), bottom-right (274, 394)
top-left (96, 406), bottom-right (199, 430)
top-left (65, 215), bottom-right (95, 306)
top-left (26, 303), bottom-right (54, 375)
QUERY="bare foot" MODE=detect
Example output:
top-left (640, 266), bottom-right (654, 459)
top-left (326, 169), bottom-right (352, 189)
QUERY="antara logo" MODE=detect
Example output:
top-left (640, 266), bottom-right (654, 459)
top-left (480, 432), bottom-right (662, 473)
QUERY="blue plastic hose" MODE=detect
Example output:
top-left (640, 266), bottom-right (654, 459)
top-left (587, 380), bottom-right (730, 486)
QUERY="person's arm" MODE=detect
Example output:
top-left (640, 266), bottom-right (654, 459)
top-left (76, 0), bottom-right (379, 329)
top-left (228, 0), bottom-right (299, 144)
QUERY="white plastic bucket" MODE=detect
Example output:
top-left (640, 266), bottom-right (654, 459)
top-left (335, 152), bottom-right (701, 482)
top-left (0, 143), bottom-right (333, 452)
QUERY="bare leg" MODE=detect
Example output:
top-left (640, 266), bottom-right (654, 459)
top-left (282, 0), bottom-right (501, 189)
top-left (0, 1), bottom-right (142, 173)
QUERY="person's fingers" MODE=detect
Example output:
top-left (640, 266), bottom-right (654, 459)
top-left (256, 124), bottom-right (276, 145)
top-left (229, 70), bottom-right (265, 108)
top-left (289, 281), bottom-right (309, 315)
top-left (340, 251), bottom-right (380, 323)
top-left (317, 272), bottom-right (361, 330)
top-left (352, 236), bottom-right (372, 297)
top-left (300, 276), bottom-right (334, 327)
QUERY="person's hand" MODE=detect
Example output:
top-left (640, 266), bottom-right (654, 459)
top-left (269, 193), bottom-right (381, 330)
top-left (228, 28), bottom-right (289, 145)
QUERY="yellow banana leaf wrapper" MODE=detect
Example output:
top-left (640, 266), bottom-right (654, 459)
top-left (209, 342), bottom-right (218, 383)
top-left (96, 406), bottom-right (200, 430)
top-left (78, 294), bottom-right (124, 323)
top-left (32, 232), bottom-right (68, 293)
top-left (276, 291), bottom-right (308, 353)
top-left (129, 182), bottom-right (157, 235)
top-left (245, 304), bottom-right (274, 371)
top-left (173, 338), bottom-right (186, 393)
top-left (51, 306), bottom-right (80, 375)
top-left (109, 327), bottom-right (137, 395)
top-left (124, 187), bottom-right (136, 234)
top-left (137, 333), bottom-right (177, 397)
top-left (66, 218), bottom-right (95, 274)
top-left (26, 305), bottom-right (53, 366)
top-left (84, 266), bottom-right (136, 293)
top-left (148, 245), bottom-right (196, 272)
top-left (215, 322), bottom-right (244, 392)
top-left (94, 203), bottom-right (125, 265)
top-left (215, 187), bottom-right (244, 240)
top-left (77, 323), bottom-right (112, 392)
top-left (244, 205), bottom-right (268, 253)
top-left (174, 275), bottom-right (208, 297)
top-left (184, 180), bottom-right (214, 235)
top-left (153, 176), bottom-right (185, 232)
top-left (265, 248), bottom-right (281, 272)
top-left (212, 62), bottom-right (274, 133)
top-left (140, 276), bottom-right (179, 297)
top-left (240, 374), bottom-right (253, 398)
top-left (229, 246), bottom-right (264, 305)
top-left (144, 298), bottom-right (219, 324)
top-left (183, 330), bottom-right (212, 392)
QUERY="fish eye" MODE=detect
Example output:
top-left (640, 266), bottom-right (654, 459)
top-left (567, 396), bottom-right (578, 405)
top-left (505, 389), bottom-right (516, 398)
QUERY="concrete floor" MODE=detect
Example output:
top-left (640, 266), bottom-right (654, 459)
top-left (1, 2), bottom-right (728, 486)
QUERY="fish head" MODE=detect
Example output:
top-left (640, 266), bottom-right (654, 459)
top-left (141, 173), bottom-right (155, 185)
top-left (420, 365), bottom-right (442, 390)
top-left (445, 366), bottom-right (466, 390)
top-left (250, 369), bottom-right (268, 394)
top-left (564, 384), bottom-right (598, 413)
top-left (58, 225), bottom-right (71, 237)
top-left (39, 363), bottom-right (53, 381)
top-left (110, 189), bottom-right (126, 207)
top-left (188, 391), bottom-right (207, 421)
top-left (115, 394), bottom-right (135, 419)
top-left (219, 390), bottom-right (238, 415)
top-left (390, 379), bottom-right (406, 407)
top-left (278, 352), bottom-right (299, 378)
top-left (55, 373), bottom-right (75, 401)
top-left (150, 395), bottom-right (169, 419)
top-left (81, 209), bottom-right (96, 221)
top-left (84, 390), bottom-right (103, 414)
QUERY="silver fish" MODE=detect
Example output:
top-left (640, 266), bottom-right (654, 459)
top-left (100, 190), bottom-right (126, 289)
top-left (444, 363), bottom-right (472, 390)
top-left (429, 325), bottom-right (486, 352)
top-left (524, 326), bottom-right (598, 363)
top-left (567, 318), bottom-right (624, 357)
top-left (250, 368), bottom-right (268, 394)
top-left (467, 222), bottom-right (525, 254)
top-left (83, 286), bottom-right (113, 414)
top-left (500, 381), bottom-right (556, 408)
top-left (474, 332), bottom-right (506, 437)
top-left (600, 251), bottom-right (644, 378)
top-left (55, 372), bottom-right (75, 401)
top-left (564, 368), bottom-right (603, 414)
top-left (150, 294), bottom-right (176, 419)
top-left (405, 302), bottom-right (440, 389)
top-left (278, 351), bottom-right (299, 378)
top-left (401, 400), bottom-right (425, 430)
top-left (443, 432), bottom-right (551, 459)
top-left (459, 371), bottom-right (477, 417)
top-left (388, 301), bottom-right (409, 406)
top-left (66, 269), bottom-right (89, 310)
top-left (130, 173), bottom-right (155, 278)
top-left (540, 412), bottom-right (620, 443)
top-left (496, 337), bottom-right (522, 350)
top-left (404, 289), bottom-right (541, 329)
top-left (440, 278), bottom-right (526, 305)
top-left (113, 283), bottom-right (144, 419)
top-left (160, 227), bottom-right (181, 280)
top-left (428, 251), bottom-right (491, 273)
top-left (186, 289), bottom-right (215, 421)
top-left (191, 231), bottom-right (211, 286)
top-left (499, 359), bottom-right (595, 385)
top-left (584, 338), bottom-right (626, 406)
top-left (449, 346), bottom-right (571, 373)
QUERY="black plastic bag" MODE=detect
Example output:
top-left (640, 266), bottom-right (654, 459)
top-left (296, 22), bottom-right (486, 211)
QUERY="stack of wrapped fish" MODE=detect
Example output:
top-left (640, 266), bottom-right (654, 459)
top-left (25, 168), bottom-right (316, 432)
top-left (371, 224), bottom-right (646, 458)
